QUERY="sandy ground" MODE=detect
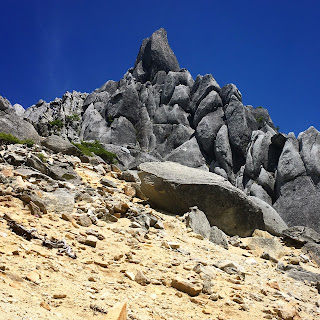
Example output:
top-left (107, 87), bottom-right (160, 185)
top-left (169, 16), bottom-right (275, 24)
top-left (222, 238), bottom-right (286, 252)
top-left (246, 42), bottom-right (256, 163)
top-left (0, 163), bottom-right (319, 320)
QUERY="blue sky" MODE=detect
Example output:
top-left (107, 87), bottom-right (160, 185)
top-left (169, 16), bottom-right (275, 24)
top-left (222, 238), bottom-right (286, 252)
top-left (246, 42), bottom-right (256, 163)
top-left (1, 0), bottom-right (319, 135)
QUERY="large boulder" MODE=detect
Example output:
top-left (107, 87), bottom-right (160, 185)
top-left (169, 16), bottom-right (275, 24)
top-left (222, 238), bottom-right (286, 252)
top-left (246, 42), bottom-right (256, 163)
top-left (164, 137), bottom-right (207, 169)
top-left (42, 135), bottom-right (79, 155)
top-left (138, 162), bottom-right (265, 236)
top-left (214, 124), bottom-right (233, 180)
top-left (190, 74), bottom-right (220, 113)
top-left (276, 136), bottom-right (306, 189)
top-left (133, 28), bottom-right (180, 82)
top-left (169, 85), bottom-right (191, 111)
top-left (161, 70), bottom-right (193, 105)
top-left (196, 109), bottom-right (225, 159)
top-left (245, 130), bottom-right (272, 179)
top-left (225, 100), bottom-right (258, 170)
top-left (105, 84), bottom-right (141, 125)
top-left (298, 126), bottom-right (320, 185)
top-left (274, 176), bottom-right (320, 233)
top-left (193, 90), bottom-right (222, 127)
top-left (154, 124), bottom-right (194, 157)
top-left (80, 104), bottom-right (110, 143)
top-left (153, 104), bottom-right (189, 126)
top-left (219, 84), bottom-right (242, 106)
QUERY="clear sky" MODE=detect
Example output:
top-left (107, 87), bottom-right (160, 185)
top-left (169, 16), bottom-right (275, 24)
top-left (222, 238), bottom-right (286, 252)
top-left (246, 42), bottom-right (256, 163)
top-left (1, 0), bottom-right (319, 135)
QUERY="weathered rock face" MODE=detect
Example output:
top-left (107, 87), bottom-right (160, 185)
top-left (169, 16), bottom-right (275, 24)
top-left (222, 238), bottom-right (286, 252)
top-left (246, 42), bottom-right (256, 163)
top-left (133, 28), bottom-right (180, 82)
top-left (24, 91), bottom-right (87, 142)
top-left (0, 110), bottom-right (41, 143)
top-left (274, 176), bottom-right (320, 232)
top-left (138, 162), bottom-right (265, 236)
top-left (15, 28), bottom-right (320, 234)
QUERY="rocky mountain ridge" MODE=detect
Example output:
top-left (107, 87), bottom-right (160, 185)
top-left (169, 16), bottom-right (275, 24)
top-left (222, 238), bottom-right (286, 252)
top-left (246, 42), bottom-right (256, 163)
top-left (1, 28), bottom-right (320, 234)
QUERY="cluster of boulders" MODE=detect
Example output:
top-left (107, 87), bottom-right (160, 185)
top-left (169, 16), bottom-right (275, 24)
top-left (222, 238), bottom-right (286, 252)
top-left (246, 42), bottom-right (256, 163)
top-left (1, 28), bottom-right (320, 235)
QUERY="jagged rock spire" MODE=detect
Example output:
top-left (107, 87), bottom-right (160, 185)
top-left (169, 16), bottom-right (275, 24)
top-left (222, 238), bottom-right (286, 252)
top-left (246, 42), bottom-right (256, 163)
top-left (132, 28), bottom-right (180, 82)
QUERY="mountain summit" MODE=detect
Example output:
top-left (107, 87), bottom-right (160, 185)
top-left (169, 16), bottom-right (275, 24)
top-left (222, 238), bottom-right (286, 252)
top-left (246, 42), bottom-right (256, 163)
top-left (132, 28), bottom-right (180, 82)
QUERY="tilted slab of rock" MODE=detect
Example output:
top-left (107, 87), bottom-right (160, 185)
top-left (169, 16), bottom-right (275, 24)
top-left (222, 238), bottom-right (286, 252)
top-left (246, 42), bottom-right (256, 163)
top-left (138, 161), bottom-right (265, 236)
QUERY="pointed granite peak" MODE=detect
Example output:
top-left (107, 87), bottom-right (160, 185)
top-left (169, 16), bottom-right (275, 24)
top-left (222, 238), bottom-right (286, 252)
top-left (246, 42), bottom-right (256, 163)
top-left (132, 28), bottom-right (180, 82)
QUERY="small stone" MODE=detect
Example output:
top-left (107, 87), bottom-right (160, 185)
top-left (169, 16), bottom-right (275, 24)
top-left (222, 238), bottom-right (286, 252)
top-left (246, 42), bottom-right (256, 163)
top-left (135, 270), bottom-right (149, 286)
top-left (202, 308), bottom-right (212, 314)
top-left (288, 257), bottom-right (300, 265)
top-left (29, 201), bottom-right (42, 217)
top-left (102, 213), bottom-right (118, 223)
top-left (171, 277), bottom-right (202, 297)
top-left (76, 214), bottom-right (92, 227)
top-left (104, 301), bottom-right (127, 320)
top-left (267, 280), bottom-right (280, 291)
top-left (232, 294), bottom-right (244, 304)
top-left (26, 270), bottom-right (41, 283)
top-left (190, 297), bottom-right (207, 305)
top-left (61, 212), bottom-right (78, 228)
top-left (245, 258), bottom-right (257, 265)
top-left (10, 281), bottom-right (21, 289)
top-left (209, 293), bottom-right (219, 301)
top-left (183, 265), bottom-right (193, 271)
top-left (113, 202), bottom-right (129, 214)
top-left (40, 301), bottom-right (51, 311)
top-left (53, 294), bottom-right (67, 299)
top-left (111, 164), bottom-right (122, 173)
top-left (260, 252), bottom-right (278, 263)
top-left (275, 304), bottom-right (301, 320)
top-left (94, 260), bottom-right (109, 268)
top-left (85, 235), bottom-right (98, 248)
top-left (124, 185), bottom-right (136, 198)
top-left (125, 271), bottom-right (135, 281)
top-left (130, 222), bottom-right (142, 228)
top-left (299, 254), bottom-right (309, 263)
top-left (167, 242), bottom-right (180, 249)
top-left (100, 178), bottom-right (117, 188)
top-left (113, 212), bottom-right (121, 219)
top-left (154, 220), bottom-right (164, 229)
top-left (202, 279), bottom-right (214, 295)
top-left (88, 276), bottom-right (97, 282)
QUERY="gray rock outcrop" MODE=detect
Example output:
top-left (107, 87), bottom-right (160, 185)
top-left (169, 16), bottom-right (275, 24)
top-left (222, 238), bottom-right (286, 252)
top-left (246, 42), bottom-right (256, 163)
top-left (6, 28), bottom-right (318, 234)
top-left (0, 109), bottom-right (41, 143)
